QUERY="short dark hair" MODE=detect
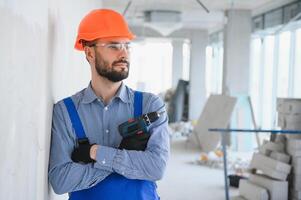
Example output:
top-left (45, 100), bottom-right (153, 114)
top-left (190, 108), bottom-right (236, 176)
top-left (80, 39), bottom-right (98, 48)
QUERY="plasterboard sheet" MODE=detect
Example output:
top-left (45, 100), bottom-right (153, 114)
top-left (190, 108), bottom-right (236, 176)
top-left (259, 141), bottom-right (285, 155)
top-left (239, 179), bottom-right (268, 200)
top-left (232, 196), bottom-right (247, 200)
top-left (191, 95), bottom-right (237, 152)
top-left (292, 189), bottom-right (301, 199)
top-left (287, 147), bottom-right (301, 157)
top-left (287, 139), bottom-right (301, 150)
top-left (250, 153), bottom-right (291, 174)
top-left (277, 98), bottom-right (301, 115)
top-left (270, 151), bottom-right (291, 164)
top-left (293, 174), bottom-right (301, 190)
top-left (249, 174), bottom-right (288, 200)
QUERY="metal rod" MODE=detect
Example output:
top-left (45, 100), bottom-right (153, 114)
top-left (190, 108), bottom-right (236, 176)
top-left (123, 1), bottom-right (132, 16)
top-left (221, 133), bottom-right (230, 200)
top-left (209, 128), bottom-right (301, 134)
top-left (247, 97), bottom-right (261, 147)
top-left (196, 0), bottom-right (210, 13)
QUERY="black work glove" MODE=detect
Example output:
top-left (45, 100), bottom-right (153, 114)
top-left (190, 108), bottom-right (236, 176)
top-left (71, 143), bottom-right (95, 164)
top-left (119, 132), bottom-right (150, 151)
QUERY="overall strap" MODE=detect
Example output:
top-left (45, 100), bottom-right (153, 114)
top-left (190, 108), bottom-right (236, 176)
top-left (134, 91), bottom-right (143, 117)
top-left (63, 97), bottom-right (87, 140)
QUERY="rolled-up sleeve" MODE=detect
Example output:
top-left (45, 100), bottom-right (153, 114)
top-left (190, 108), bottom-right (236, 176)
top-left (94, 95), bottom-right (170, 181)
top-left (48, 102), bottom-right (111, 194)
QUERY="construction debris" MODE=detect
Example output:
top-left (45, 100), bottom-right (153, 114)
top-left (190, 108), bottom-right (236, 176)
top-left (168, 121), bottom-right (193, 138)
top-left (249, 174), bottom-right (288, 200)
top-left (237, 125), bottom-right (290, 199)
top-left (250, 153), bottom-right (291, 175)
top-left (277, 98), bottom-right (301, 200)
top-left (239, 179), bottom-right (268, 200)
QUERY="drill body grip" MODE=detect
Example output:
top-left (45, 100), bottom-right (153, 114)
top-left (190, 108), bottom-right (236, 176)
top-left (118, 117), bottom-right (148, 138)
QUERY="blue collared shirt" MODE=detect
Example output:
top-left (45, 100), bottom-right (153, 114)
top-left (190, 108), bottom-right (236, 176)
top-left (48, 83), bottom-right (170, 194)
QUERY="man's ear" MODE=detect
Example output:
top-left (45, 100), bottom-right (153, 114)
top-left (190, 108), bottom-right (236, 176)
top-left (84, 46), bottom-right (95, 63)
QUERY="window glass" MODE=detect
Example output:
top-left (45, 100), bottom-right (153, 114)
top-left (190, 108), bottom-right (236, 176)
top-left (250, 38), bottom-right (262, 124)
top-left (277, 31), bottom-right (291, 97)
top-left (294, 29), bottom-right (301, 97)
top-left (126, 39), bottom-right (172, 94)
top-left (262, 36), bottom-right (275, 128)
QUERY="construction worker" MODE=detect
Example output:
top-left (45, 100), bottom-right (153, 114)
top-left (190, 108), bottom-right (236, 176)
top-left (48, 9), bottom-right (170, 200)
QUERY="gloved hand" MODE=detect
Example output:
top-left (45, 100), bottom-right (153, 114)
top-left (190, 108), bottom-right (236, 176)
top-left (71, 143), bottom-right (95, 164)
top-left (119, 132), bottom-right (150, 151)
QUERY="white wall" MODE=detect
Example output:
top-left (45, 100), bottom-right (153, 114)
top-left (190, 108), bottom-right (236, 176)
top-left (0, 1), bottom-right (101, 199)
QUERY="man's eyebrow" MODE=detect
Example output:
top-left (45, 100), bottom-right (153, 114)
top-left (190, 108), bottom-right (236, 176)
top-left (106, 41), bottom-right (120, 44)
top-left (107, 41), bottom-right (130, 44)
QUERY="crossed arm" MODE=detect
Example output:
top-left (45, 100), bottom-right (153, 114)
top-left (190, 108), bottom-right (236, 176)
top-left (48, 98), bottom-right (170, 194)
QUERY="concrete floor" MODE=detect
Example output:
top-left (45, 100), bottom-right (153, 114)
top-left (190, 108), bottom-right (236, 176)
top-left (157, 137), bottom-right (239, 200)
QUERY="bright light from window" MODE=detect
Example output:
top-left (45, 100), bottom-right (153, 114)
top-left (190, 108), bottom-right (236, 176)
top-left (126, 39), bottom-right (172, 95)
top-left (294, 28), bottom-right (301, 97)
top-left (205, 46), bottom-right (213, 97)
top-left (182, 41), bottom-right (190, 81)
top-left (262, 35), bottom-right (275, 128)
top-left (205, 43), bottom-right (223, 96)
top-left (250, 38), bottom-right (262, 126)
top-left (277, 31), bottom-right (291, 97)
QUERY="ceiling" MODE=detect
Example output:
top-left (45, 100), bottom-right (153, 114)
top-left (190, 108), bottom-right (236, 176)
top-left (102, 0), bottom-right (294, 35)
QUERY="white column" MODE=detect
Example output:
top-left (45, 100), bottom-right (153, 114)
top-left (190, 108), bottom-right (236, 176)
top-left (223, 10), bottom-right (252, 150)
top-left (189, 30), bottom-right (208, 120)
top-left (171, 39), bottom-right (184, 88)
top-left (223, 9), bottom-right (252, 95)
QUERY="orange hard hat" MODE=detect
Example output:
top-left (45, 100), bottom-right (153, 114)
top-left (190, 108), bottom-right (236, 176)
top-left (74, 9), bottom-right (135, 51)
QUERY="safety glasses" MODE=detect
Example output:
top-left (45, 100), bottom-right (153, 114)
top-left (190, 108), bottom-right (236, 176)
top-left (93, 42), bottom-right (131, 51)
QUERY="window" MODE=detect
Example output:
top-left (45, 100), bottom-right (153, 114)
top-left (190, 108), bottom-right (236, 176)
top-left (262, 35), bottom-right (275, 128)
top-left (126, 39), bottom-right (172, 94)
top-left (205, 46), bottom-right (213, 97)
top-left (250, 38), bottom-right (263, 125)
top-left (250, 26), bottom-right (301, 130)
top-left (277, 31), bottom-right (291, 97)
top-left (205, 41), bottom-right (223, 96)
top-left (293, 28), bottom-right (301, 97)
top-left (182, 41), bottom-right (191, 81)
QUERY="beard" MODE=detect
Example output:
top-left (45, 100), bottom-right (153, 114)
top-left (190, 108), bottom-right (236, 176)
top-left (95, 54), bottom-right (129, 82)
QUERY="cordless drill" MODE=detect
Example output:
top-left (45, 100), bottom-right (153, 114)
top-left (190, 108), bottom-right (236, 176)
top-left (119, 111), bottom-right (164, 138)
top-left (118, 111), bottom-right (164, 150)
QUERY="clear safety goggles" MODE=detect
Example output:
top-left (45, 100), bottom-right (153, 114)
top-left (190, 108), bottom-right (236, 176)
top-left (93, 42), bottom-right (131, 51)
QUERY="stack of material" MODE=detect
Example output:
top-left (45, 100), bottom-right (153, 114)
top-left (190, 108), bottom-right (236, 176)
top-left (287, 139), bottom-right (301, 200)
top-left (233, 140), bottom-right (290, 200)
top-left (277, 98), bottom-right (301, 200)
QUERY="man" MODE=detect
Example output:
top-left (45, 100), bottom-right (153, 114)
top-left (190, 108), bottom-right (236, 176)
top-left (48, 9), bottom-right (170, 200)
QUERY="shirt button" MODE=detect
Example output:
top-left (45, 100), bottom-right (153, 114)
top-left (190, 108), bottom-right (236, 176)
top-left (106, 129), bottom-right (109, 133)
top-left (102, 159), bottom-right (106, 165)
top-left (122, 171), bottom-right (125, 175)
top-left (97, 99), bottom-right (101, 102)
top-left (104, 107), bottom-right (108, 111)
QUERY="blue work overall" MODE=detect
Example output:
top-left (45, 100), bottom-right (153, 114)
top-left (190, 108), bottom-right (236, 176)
top-left (63, 91), bottom-right (159, 200)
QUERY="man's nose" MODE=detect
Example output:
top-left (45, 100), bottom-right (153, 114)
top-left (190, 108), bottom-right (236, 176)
top-left (118, 47), bottom-right (129, 59)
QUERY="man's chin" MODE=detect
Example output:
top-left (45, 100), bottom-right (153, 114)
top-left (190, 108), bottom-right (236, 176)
top-left (104, 74), bottom-right (128, 83)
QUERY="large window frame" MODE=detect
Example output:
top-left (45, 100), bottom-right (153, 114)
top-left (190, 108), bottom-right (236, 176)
top-left (250, 25), bottom-right (301, 130)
